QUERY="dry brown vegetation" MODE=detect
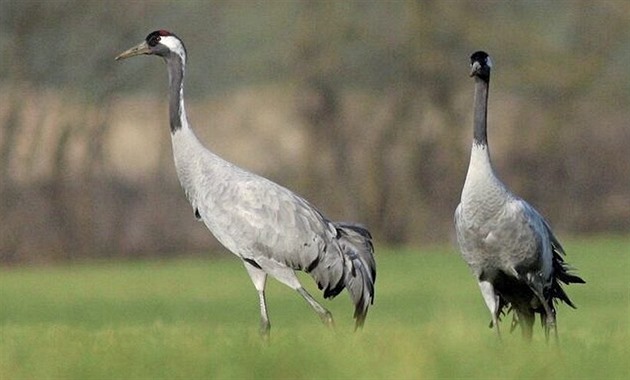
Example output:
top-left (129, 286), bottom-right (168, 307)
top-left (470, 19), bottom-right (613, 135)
top-left (1, 1), bottom-right (628, 263)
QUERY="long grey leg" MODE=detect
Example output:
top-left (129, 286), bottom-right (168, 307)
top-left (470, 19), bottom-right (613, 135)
top-left (515, 309), bottom-right (535, 341)
top-left (297, 287), bottom-right (334, 328)
top-left (524, 274), bottom-right (558, 343)
top-left (538, 297), bottom-right (557, 343)
top-left (531, 286), bottom-right (558, 343)
top-left (243, 262), bottom-right (270, 338)
top-left (479, 280), bottom-right (501, 339)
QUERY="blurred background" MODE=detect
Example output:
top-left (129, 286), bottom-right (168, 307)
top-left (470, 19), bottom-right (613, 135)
top-left (0, 0), bottom-right (628, 264)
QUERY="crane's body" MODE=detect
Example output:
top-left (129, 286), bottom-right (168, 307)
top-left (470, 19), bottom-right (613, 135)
top-left (456, 146), bottom-right (554, 279)
top-left (116, 30), bottom-right (376, 337)
top-left (173, 125), bottom-right (361, 299)
top-left (455, 51), bottom-right (584, 341)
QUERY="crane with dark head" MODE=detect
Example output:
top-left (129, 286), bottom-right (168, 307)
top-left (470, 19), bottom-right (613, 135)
top-left (454, 51), bottom-right (584, 341)
top-left (116, 30), bottom-right (376, 338)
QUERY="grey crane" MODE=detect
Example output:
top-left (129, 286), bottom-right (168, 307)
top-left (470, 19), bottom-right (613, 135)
top-left (115, 30), bottom-right (376, 337)
top-left (454, 51), bottom-right (584, 341)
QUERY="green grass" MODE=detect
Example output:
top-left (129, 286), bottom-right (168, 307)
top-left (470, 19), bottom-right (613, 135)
top-left (1, 235), bottom-right (628, 379)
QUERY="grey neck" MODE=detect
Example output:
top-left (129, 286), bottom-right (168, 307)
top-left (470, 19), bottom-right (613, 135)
top-left (166, 54), bottom-right (186, 133)
top-left (472, 76), bottom-right (489, 146)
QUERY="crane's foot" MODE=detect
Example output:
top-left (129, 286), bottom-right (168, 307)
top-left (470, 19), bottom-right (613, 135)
top-left (488, 312), bottom-right (502, 341)
top-left (494, 327), bottom-right (502, 341)
top-left (489, 319), bottom-right (502, 341)
top-left (259, 320), bottom-right (271, 342)
top-left (544, 316), bottom-right (558, 344)
top-left (320, 310), bottom-right (335, 329)
top-left (297, 287), bottom-right (335, 330)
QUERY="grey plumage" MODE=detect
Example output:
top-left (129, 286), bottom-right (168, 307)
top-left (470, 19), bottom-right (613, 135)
top-left (454, 51), bottom-right (584, 341)
top-left (116, 30), bottom-right (376, 337)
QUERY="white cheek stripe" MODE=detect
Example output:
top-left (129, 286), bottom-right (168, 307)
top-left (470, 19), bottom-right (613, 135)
top-left (160, 35), bottom-right (186, 62)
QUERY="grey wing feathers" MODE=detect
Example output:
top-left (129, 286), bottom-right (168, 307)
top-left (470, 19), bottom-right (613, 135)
top-left (544, 221), bottom-right (586, 307)
top-left (191, 158), bottom-right (377, 327)
top-left (334, 222), bottom-right (376, 329)
top-left (244, 181), bottom-right (377, 329)
top-left (196, 169), bottom-right (376, 327)
top-left (520, 201), bottom-right (585, 291)
top-left (508, 199), bottom-right (585, 313)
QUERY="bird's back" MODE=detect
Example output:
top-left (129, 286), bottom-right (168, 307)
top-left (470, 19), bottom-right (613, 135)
top-left (171, 126), bottom-right (356, 294)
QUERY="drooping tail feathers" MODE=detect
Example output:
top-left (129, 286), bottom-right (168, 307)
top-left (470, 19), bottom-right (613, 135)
top-left (335, 222), bottom-right (376, 329)
top-left (549, 236), bottom-right (585, 308)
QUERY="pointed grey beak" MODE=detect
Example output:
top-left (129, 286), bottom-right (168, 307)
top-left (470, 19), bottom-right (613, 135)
top-left (115, 41), bottom-right (151, 61)
top-left (470, 61), bottom-right (482, 77)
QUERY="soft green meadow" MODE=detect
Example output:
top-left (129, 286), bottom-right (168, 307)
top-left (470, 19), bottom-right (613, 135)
top-left (1, 236), bottom-right (628, 379)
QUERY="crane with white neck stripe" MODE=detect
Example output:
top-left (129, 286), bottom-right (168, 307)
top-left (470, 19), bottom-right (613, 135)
top-left (116, 30), bottom-right (376, 338)
top-left (454, 51), bottom-right (584, 341)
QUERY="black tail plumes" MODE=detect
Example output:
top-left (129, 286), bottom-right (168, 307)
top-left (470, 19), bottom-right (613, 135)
top-left (550, 237), bottom-right (586, 308)
top-left (335, 222), bottom-right (376, 329)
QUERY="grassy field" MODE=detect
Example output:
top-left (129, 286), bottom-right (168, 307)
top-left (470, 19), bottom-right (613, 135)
top-left (1, 235), bottom-right (628, 379)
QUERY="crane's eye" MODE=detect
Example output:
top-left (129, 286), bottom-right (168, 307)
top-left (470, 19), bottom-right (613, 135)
top-left (148, 35), bottom-right (161, 47)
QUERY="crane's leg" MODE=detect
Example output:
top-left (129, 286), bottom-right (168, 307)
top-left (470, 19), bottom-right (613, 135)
top-left (524, 277), bottom-right (558, 343)
top-left (255, 262), bottom-right (334, 329)
top-left (297, 287), bottom-right (335, 328)
top-left (479, 280), bottom-right (501, 339)
top-left (515, 309), bottom-right (535, 341)
top-left (243, 262), bottom-right (270, 339)
top-left (537, 294), bottom-right (558, 343)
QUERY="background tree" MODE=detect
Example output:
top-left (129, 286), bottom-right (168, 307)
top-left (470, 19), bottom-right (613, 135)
top-left (0, 0), bottom-right (628, 263)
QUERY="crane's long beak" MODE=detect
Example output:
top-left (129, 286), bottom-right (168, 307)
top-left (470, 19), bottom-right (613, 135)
top-left (469, 61), bottom-right (482, 77)
top-left (115, 41), bottom-right (151, 61)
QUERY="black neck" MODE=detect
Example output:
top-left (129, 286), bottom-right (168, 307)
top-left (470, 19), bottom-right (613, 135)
top-left (472, 76), bottom-right (489, 146)
top-left (166, 54), bottom-right (186, 133)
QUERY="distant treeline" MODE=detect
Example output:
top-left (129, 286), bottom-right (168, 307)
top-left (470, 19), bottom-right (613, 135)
top-left (1, 0), bottom-right (629, 263)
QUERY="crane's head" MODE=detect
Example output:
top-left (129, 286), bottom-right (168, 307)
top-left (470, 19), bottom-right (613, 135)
top-left (115, 30), bottom-right (187, 62)
top-left (470, 51), bottom-right (492, 81)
